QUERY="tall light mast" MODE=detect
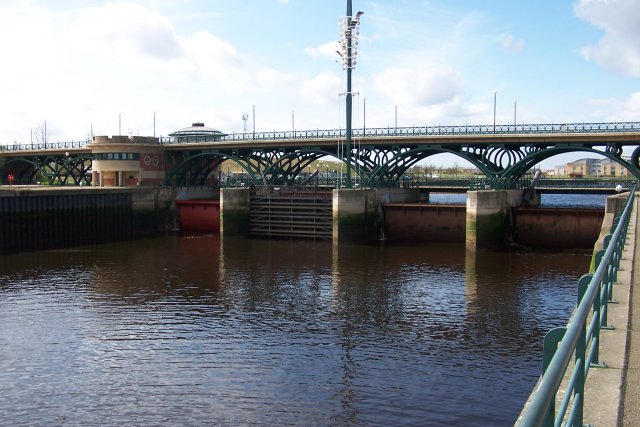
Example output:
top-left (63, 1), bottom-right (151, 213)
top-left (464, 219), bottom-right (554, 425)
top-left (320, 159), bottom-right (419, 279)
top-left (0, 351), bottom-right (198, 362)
top-left (339, 1), bottom-right (363, 188)
top-left (242, 113), bottom-right (249, 133)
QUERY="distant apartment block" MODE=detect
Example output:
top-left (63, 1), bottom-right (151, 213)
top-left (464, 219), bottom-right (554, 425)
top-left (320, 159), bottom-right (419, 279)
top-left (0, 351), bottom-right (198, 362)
top-left (554, 157), bottom-right (631, 177)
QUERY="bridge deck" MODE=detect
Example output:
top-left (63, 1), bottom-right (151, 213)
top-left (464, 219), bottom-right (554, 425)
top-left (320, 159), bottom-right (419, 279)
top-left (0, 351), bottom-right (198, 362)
top-left (2, 126), bottom-right (640, 156)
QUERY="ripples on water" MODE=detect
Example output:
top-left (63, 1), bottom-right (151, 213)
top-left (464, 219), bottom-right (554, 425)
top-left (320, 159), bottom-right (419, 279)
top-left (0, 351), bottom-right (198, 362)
top-left (0, 236), bottom-right (591, 426)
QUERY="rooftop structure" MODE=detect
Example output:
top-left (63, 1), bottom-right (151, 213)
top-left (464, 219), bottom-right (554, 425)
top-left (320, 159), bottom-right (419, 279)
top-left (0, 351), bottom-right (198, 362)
top-left (169, 123), bottom-right (226, 142)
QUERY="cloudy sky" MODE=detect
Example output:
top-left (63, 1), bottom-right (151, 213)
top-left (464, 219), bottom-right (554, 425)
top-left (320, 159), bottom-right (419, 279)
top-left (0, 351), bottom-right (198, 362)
top-left (1, 0), bottom-right (639, 165)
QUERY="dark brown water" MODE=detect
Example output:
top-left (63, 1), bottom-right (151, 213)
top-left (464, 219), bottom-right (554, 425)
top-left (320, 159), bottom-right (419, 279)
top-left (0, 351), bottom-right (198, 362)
top-left (0, 235), bottom-right (591, 426)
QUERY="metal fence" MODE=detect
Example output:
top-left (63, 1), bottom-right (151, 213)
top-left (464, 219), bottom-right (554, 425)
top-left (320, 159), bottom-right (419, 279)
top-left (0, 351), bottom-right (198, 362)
top-left (1, 121), bottom-right (640, 150)
top-left (0, 140), bottom-right (89, 152)
top-left (158, 121), bottom-right (640, 145)
top-left (516, 185), bottom-right (636, 427)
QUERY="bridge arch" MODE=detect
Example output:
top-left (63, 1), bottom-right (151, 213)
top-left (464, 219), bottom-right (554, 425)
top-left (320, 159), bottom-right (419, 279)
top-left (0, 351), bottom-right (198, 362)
top-left (1, 157), bottom-right (40, 184)
top-left (0, 155), bottom-right (91, 185)
top-left (357, 143), bottom-right (640, 188)
top-left (166, 151), bottom-right (231, 186)
top-left (358, 146), bottom-right (496, 187)
top-left (166, 147), bottom-right (340, 187)
top-left (502, 145), bottom-right (640, 181)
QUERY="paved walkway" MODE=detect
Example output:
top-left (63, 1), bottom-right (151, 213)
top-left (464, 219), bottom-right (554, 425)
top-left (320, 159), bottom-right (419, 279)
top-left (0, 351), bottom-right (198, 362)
top-left (621, 198), bottom-right (640, 425)
top-left (580, 195), bottom-right (639, 426)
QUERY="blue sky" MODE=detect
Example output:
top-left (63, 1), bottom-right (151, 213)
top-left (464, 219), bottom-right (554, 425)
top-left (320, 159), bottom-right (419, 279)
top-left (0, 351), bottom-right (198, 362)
top-left (1, 0), bottom-right (639, 167)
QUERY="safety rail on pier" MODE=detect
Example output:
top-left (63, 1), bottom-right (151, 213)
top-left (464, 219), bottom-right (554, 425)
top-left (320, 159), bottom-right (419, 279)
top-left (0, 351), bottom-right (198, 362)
top-left (516, 185), bottom-right (636, 427)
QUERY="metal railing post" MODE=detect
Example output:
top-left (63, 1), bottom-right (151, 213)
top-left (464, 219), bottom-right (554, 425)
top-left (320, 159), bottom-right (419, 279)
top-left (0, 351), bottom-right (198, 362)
top-left (542, 327), bottom-right (566, 426)
top-left (573, 277), bottom-right (590, 427)
top-left (517, 185), bottom-right (636, 427)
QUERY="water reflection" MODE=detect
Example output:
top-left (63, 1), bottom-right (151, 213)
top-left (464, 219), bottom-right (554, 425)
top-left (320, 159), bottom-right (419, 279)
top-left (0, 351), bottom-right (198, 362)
top-left (0, 235), bottom-right (591, 426)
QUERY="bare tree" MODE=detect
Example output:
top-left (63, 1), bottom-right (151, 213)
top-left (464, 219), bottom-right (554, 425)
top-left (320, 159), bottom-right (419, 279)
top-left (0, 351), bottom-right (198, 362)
top-left (33, 121), bottom-right (49, 144)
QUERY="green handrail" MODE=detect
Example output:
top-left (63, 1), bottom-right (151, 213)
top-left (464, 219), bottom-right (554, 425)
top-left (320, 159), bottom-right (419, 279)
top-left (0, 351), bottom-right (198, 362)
top-left (516, 185), bottom-right (636, 427)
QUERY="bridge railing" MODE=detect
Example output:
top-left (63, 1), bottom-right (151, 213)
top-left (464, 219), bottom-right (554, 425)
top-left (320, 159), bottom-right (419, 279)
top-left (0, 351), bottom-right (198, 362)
top-left (535, 178), bottom-right (637, 189)
top-left (0, 140), bottom-right (90, 152)
top-left (399, 175), bottom-right (638, 190)
top-left (158, 121), bottom-right (640, 145)
top-left (516, 185), bottom-right (636, 427)
top-left (2, 122), bottom-right (640, 150)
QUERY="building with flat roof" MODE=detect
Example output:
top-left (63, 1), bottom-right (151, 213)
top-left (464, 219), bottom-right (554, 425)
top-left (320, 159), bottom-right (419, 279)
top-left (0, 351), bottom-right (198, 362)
top-left (559, 157), bottom-right (630, 178)
top-left (88, 123), bottom-right (227, 187)
top-left (89, 135), bottom-right (164, 187)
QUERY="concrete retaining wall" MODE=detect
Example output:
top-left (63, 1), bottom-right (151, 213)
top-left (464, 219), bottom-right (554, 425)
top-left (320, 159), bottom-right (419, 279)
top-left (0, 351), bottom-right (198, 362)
top-left (0, 187), bottom-right (176, 254)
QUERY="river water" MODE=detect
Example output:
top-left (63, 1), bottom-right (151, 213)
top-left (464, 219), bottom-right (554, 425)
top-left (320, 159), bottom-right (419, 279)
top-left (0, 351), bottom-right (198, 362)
top-left (0, 233), bottom-right (592, 426)
top-left (430, 192), bottom-right (608, 207)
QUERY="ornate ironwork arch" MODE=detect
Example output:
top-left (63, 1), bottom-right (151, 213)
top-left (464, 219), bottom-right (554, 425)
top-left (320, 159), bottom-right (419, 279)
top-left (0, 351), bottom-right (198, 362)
top-left (0, 154), bottom-right (91, 185)
top-left (347, 142), bottom-right (640, 189)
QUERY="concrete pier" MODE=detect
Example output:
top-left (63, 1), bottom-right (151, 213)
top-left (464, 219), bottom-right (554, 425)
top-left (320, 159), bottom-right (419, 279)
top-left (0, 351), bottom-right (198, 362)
top-left (465, 190), bottom-right (523, 251)
top-left (332, 188), bottom-right (381, 244)
top-left (220, 188), bottom-right (250, 238)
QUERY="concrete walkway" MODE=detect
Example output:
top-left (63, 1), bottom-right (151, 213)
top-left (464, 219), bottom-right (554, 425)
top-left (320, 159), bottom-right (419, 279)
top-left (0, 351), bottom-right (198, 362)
top-left (621, 199), bottom-right (640, 425)
top-left (580, 195), bottom-right (639, 426)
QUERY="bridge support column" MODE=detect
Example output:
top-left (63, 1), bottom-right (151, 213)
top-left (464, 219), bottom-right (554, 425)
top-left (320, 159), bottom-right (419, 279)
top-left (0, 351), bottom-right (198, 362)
top-left (220, 188), bottom-right (251, 238)
top-left (333, 189), bottom-right (382, 243)
top-left (466, 190), bottom-right (522, 251)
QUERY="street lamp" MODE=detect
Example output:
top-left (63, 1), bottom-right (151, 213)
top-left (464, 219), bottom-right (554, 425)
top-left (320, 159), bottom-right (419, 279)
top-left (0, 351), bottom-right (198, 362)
top-left (493, 91), bottom-right (497, 133)
top-left (363, 97), bottom-right (366, 134)
top-left (395, 105), bottom-right (398, 129)
top-left (339, 1), bottom-right (363, 188)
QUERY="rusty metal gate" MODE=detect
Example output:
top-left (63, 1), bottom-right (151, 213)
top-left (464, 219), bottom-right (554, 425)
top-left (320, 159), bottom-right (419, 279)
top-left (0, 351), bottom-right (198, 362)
top-left (249, 189), bottom-right (333, 239)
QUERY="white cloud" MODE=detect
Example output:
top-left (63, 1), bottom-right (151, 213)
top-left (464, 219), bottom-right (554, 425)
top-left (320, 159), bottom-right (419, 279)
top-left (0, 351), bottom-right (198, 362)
top-left (587, 91), bottom-right (640, 121)
top-left (574, 0), bottom-right (640, 78)
top-left (373, 64), bottom-right (463, 107)
top-left (74, 2), bottom-right (183, 60)
top-left (501, 34), bottom-right (524, 53)
top-left (175, 30), bottom-right (250, 90)
top-left (255, 68), bottom-right (295, 85)
top-left (304, 41), bottom-right (340, 60)
top-left (0, 1), bottom-right (264, 140)
top-left (299, 72), bottom-right (342, 105)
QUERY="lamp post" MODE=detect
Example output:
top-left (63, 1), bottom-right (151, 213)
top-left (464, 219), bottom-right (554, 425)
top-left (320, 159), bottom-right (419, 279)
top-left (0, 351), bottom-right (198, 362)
top-left (395, 105), bottom-right (398, 129)
top-left (363, 97), bottom-right (366, 135)
top-left (493, 91), bottom-right (497, 133)
top-left (339, 1), bottom-right (363, 188)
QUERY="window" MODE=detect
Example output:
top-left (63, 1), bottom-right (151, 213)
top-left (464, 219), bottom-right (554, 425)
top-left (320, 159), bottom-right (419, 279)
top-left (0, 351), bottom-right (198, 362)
top-left (94, 152), bottom-right (139, 160)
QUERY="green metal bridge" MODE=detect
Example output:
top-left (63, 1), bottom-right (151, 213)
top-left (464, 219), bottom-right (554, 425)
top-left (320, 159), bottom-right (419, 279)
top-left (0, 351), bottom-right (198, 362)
top-left (2, 121), bottom-right (640, 189)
